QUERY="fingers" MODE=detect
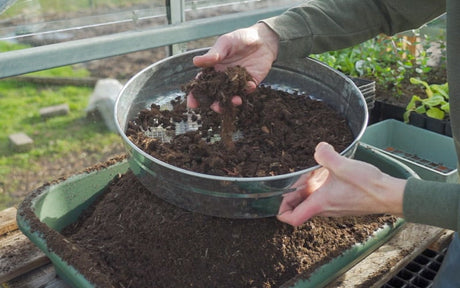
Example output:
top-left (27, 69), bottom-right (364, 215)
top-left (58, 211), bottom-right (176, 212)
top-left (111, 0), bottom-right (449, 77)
top-left (277, 143), bottom-right (339, 226)
top-left (246, 80), bottom-right (257, 93)
top-left (187, 93), bottom-right (199, 109)
top-left (277, 195), bottom-right (322, 227)
top-left (277, 167), bottom-right (329, 226)
top-left (210, 102), bottom-right (221, 113)
top-left (231, 96), bottom-right (243, 106)
top-left (187, 95), bottom-right (243, 112)
top-left (209, 96), bottom-right (242, 113)
top-left (193, 41), bottom-right (227, 67)
top-left (193, 51), bottom-right (220, 67)
top-left (277, 189), bottom-right (305, 216)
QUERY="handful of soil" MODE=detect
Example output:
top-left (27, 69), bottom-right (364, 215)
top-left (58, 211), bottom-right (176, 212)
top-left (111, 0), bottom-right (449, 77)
top-left (182, 66), bottom-right (253, 149)
top-left (126, 66), bottom-right (354, 177)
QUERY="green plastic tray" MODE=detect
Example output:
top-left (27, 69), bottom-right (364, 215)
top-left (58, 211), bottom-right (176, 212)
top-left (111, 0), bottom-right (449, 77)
top-left (17, 145), bottom-right (415, 288)
top-left (361, 119), bottom-right (458, 183)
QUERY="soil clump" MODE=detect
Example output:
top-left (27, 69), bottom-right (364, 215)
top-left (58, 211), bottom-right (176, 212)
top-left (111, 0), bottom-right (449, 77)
top-left (126, 67), bottom-right (354, 177)
top-left (183, 66), bottom-right (252, 149)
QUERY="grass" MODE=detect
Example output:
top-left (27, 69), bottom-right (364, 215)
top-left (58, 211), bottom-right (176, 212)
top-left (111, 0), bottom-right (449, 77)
top-left (0, 42), bottom-right (123, 209)
top-left (0, 76), bottom-right (123, 209)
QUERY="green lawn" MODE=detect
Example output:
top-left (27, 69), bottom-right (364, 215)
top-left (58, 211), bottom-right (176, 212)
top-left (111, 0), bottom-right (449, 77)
top-left (0, 50), bottom-right (123, 209)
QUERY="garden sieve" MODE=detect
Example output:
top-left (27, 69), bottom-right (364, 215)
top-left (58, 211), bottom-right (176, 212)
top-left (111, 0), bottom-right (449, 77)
top-left (114, 48), bottom-right (368, 218)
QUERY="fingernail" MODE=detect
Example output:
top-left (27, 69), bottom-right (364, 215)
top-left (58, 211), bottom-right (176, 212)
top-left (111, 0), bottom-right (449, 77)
top-left (316, 142), bottom-right (331, 150)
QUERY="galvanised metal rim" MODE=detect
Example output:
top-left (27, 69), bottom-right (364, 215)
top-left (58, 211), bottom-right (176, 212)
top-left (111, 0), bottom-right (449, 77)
top-left (114, 48), bottom-right (368, 183)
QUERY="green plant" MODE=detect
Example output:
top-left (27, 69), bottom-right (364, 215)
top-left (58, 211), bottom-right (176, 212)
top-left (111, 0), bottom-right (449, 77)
top-left (403, 77), bottom-right (449, 122)
top-left (311, 29), bottom-right (442, 98)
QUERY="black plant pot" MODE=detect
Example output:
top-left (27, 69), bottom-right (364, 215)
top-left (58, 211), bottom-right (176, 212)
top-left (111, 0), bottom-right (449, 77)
top-left (368, 100), bottom-right (382, 125)
top-left (372, 100), bottom-right (452, 137)
top-left (408, 112), bottom-right (426, 129)
top-left (409, 113), bottom-right (451, 137)
top-left (425, 116), bottom-right (446, 135)
top-left (379, 101), bottom-right (405, 122)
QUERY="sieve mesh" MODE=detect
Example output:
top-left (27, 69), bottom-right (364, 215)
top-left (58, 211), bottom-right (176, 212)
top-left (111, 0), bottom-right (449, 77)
top-left (139, 84), bottom-right (315, 144)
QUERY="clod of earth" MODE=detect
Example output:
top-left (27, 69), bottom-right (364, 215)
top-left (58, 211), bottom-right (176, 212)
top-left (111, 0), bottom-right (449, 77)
top-left (126, 66), bottom-right (354, 177)
top-left (182, 66), bottom-right (253, 150)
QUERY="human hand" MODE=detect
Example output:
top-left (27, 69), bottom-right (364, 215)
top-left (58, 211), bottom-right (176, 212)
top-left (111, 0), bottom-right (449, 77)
top-left (277, 142), bottom-right (406, 226)
top-left (187, 22), bottom-right (279, 112)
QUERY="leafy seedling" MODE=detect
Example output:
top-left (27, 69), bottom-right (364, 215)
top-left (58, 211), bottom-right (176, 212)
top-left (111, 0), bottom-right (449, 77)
top-left (404, 77), bottom-right (449, 122)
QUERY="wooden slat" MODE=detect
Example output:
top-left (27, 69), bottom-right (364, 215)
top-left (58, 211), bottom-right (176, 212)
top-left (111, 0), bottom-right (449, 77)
top-left (3, 263), bottom-right (71, 288)
top-left (429, 229), bottom-right (454, 252)
top-left (0, 207), bottom-right (18, 235)
top-left (0, 207), bottom-right (57, 286)
top-left (0, 230), bottom-right (50, 284)
top-left (326, 223), bottom-right (446, 288)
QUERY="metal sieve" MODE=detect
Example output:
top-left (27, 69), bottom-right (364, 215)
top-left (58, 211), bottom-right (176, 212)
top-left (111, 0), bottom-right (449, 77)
top-left (114, 48), bottom-right (368, 218)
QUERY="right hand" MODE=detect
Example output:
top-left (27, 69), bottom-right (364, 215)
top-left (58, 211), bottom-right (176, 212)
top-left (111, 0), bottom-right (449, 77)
top-left (187, 22), bottom-right (280, 112)
top-left (277, 142), bottom-right (406, 227)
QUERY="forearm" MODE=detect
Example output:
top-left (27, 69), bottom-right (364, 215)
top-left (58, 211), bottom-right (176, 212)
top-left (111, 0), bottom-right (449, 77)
top-left (261, 0), bottom-right (445, 60)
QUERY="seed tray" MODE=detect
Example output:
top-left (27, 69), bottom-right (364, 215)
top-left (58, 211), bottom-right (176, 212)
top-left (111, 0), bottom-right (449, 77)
top-left (383, 247), bottom-right (447, 288)
top-left (17, 145), bottom-right (415, 288)
top-left (361, 119), bottom-right (458, 183)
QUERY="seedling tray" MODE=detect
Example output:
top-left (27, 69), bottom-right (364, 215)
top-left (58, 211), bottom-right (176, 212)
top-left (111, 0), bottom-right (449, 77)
top-left (383, 247), bottom-right (447, 288)
top-left (361, 119), bottom-right (458, 183)
top-left (17, 146), bottom-right (414, 288)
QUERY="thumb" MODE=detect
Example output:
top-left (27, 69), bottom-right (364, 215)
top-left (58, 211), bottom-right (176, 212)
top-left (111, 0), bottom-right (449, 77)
top-left (314, 142), bottom-right (342, 168)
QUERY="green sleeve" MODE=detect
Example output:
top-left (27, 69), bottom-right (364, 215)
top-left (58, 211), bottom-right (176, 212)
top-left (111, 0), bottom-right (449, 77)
top-left (260, 0), bottom-right (460, 231)
top-left (261, 0), bottom-right (445, 61)
top-left (404, 177), bottom-right (460, 231)
top-left (401, 0), bottom-right (460, 233)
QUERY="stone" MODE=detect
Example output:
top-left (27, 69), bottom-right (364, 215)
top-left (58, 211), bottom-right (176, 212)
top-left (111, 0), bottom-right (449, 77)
top-left (86, 79), bottom-right (123, 132)
top-left (39, 103), bottom-right (69, 119)
top-left (9, 132), bottom-right (33, 152)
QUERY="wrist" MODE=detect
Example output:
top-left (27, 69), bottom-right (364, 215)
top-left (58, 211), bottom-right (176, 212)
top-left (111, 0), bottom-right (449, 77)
top-left (377, 175), bottom-right (406, 217)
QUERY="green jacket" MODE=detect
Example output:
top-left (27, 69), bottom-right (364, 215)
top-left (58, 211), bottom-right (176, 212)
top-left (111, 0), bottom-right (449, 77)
top-left (263, 0), bottom-right (460, 232)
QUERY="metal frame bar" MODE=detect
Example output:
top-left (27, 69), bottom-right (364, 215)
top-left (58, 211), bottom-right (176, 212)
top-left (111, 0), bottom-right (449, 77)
top-left (166, 0), bottom-right (187, 55)
top-left (0, 5), bottom-right (289, 79)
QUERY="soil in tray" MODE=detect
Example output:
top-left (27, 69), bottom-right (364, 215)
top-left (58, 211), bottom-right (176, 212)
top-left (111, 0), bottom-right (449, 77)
top-left (126, 67), bottom-right (355, 177)
top-left (40, 169), bottom-right (396, 288)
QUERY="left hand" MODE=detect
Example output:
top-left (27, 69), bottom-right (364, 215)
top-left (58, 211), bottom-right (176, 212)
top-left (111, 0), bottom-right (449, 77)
top-left (186, 22), bottom-right (279, 112)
